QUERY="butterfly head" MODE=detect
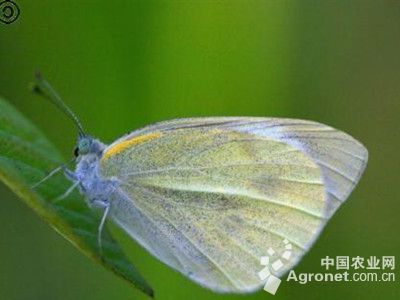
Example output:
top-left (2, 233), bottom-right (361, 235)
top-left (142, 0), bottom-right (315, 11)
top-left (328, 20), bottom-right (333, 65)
top-left (74, 135), bottom-right (105, 159)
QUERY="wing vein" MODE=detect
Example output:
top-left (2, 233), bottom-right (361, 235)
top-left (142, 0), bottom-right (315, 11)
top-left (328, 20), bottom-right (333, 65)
top-left (121, 187), bottom-right (242, 289)
top-left (134, 186), bottom-right (247, 289)
top-left (115, 190), bottom-right (188, 271)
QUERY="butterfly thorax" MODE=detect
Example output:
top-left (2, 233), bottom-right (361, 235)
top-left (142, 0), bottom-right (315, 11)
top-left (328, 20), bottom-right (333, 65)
top-left (74, 138), bottom-right (118, 206)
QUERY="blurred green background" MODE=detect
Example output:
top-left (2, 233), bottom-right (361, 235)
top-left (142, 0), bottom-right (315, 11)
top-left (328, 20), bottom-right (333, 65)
top-left (0, 1), bottom-right (399, 299)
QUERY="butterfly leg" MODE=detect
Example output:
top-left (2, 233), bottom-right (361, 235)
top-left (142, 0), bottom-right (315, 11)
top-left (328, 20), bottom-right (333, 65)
top-left (54, 180), bottom-right (80, 202)
top-left (90, 199), bottom-right (111, 253)
top-left (31, 158), bottom-right (76, 188)
top-left (63, 167), bottom-right (78, 182)
top-left (49, 167), bottom-right (80, 202)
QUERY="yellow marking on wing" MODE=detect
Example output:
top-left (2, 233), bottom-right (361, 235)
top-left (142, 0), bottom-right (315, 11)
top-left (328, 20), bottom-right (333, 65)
top-left (102, 132), bottom-right (162, 161)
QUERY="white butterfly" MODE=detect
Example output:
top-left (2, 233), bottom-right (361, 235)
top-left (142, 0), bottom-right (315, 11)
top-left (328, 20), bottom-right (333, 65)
top-left (34, 74), bottom-right (368, 293)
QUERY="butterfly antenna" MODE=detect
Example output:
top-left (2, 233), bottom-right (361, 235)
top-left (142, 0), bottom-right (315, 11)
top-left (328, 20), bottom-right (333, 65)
top-left (31, 71), bottom-right (86, 137)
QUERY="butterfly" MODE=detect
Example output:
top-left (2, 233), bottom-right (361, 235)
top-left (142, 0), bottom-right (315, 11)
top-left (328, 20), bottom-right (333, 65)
top-left (33, 73), bottom-right (368, 293)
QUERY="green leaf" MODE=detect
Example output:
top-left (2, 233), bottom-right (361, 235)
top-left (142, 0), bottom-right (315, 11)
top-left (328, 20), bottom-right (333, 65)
top-left (0, 97), bottom-right (153, 297)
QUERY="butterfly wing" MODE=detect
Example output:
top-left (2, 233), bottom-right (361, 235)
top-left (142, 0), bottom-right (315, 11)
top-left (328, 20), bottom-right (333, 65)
top-left (100, 118), bottom-right (368, 293)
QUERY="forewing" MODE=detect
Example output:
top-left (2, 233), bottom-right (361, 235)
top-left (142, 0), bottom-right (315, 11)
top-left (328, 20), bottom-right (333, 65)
top-left (107, 117), bottom-right (368, 216)
top-left (100, 118), bottom-right (367, 293)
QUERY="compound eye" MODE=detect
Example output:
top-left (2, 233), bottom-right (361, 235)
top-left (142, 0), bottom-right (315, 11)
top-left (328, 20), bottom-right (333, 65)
top-left (74, 147), bottom-right (79, 157)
